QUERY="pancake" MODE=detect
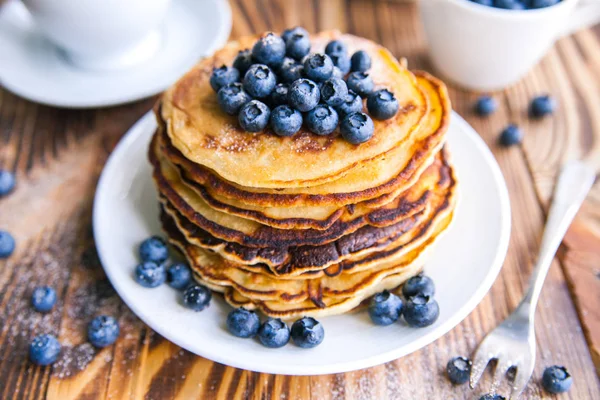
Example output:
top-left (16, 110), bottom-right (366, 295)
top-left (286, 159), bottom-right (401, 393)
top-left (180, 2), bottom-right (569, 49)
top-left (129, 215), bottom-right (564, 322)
top-left (158, 71), bottom-right (449, 210)
top-left (159, 31), bottom-right (428, 189)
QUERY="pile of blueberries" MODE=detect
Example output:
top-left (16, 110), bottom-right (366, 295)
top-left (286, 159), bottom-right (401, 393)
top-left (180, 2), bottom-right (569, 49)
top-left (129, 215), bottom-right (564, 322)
top-left (470, 0), bottom-right (561, 10)
top-left (211, 27), bottom-right (400, 144)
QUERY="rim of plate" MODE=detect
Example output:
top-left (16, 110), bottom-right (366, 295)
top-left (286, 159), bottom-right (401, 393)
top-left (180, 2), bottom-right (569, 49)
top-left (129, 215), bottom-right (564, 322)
top-left (93, 111), bottom-right (511, 375)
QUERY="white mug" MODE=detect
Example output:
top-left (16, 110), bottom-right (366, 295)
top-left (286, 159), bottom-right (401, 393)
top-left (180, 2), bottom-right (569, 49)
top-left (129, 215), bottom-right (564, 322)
top-left (18, 0), bottom-right (172, 71)
top-left (419, 0), bottom-right (600, 91)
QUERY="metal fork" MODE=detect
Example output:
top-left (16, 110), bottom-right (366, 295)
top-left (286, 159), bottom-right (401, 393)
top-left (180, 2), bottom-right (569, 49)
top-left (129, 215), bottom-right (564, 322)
top-left (469, 160), bottom-right (596, 399)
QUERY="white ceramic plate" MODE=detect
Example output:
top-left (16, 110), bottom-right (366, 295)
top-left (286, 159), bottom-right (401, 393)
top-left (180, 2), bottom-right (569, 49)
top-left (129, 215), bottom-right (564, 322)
top-left (93, 111), bottom-right (511, 375)
top-left (0, 0), bottom-right (231, 108)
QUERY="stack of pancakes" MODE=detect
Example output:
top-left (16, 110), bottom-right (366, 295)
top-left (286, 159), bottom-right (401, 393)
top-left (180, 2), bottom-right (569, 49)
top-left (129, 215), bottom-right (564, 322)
top-left (149, 31), bottom-right (457, 320)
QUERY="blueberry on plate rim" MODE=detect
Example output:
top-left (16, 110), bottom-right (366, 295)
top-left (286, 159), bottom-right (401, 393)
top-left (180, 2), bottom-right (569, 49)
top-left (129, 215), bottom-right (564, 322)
top-left (340, 112), bottom-right (374, 144)
top-left (542, 365), bottom-right (572, 394)
top-left (243, 64), bottom-right (276, 99)
top-left (227, 308), bottom-right (261, 338)
top-left (367, 89), bottom-right (399, 120)
top-left (31, 286), bottom-right (57, 313)
top-left (183, 284), bottom-right (212, 311)
top-left (403, 294), bottom-right (440, 327)
top-left (270, 105), bottom-right (303, 137)
top-left (29, 334), bottom-right (61, 366)
top-left (0, 169), bottom-right (16, 197)
top-left (446, 356), bottom-right (472, 385)
top-left (0, 230), bottom-right (16, 259)
top-left (402, 273), bottom-right (435, 298)
top-left (209, 65), bottom-right (240, 92)
top-left (306, 105), bottom-right (339, 136)
top-left (167, 262), bottom-right (192, 290)
top-left (368, 290), bottom-right (403, 326)
top-left (291, 317), bottom-right (325, 348)
top-left (134, 261), bottom-right (166, 288)
top-left (88, 315), bottom-right (120, 348)
top-left (238, 100), bottom-right (271, 132)
top-left (258, 318), bottom-right (290, 348)
top-left (139, 236), bottom-right (169, 264)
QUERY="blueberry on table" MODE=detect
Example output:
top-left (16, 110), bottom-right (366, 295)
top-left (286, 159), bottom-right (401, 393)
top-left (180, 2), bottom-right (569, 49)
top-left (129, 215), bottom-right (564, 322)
top-left (350, 50), bottom-right (371, 72)
top-left (270, 105), bottom-right (303, 137)
top-left (209, 65), bottom-right (240, 92)
top-left (530, 95), bottom-right (556, 118)
top-left (286, 31), bottom-right (311, 61)
top-left (134, 261), bottom-right (166, 288)
top-left (340, 112), bottom-right (374, 144)
top-left (530, 0), bottom-right (561, 7)
top-left (0, 230), bottom-right (15, 258)
top-left (288, 79), bottom-right (320, 112)
top-left (368, 290), bottom-right (403, 326)
top-left (336, 90), bottom-right (363, 117)
top-left (499, 124), bottom-right (523, 146)
top-left (167, 262), bottom-right (192, 290)
top-left (280, 63), bottom-right (304, 83)
top-left (31, 286), bottom-right (57, 313)
top-left (139, 236), bottom-right (169, 264)
top-left (29, 334), bottom-right (61, 366)
top-left (346, 72), bottom-right (374, 97)
top-left (268, 84), bottom-right (289, 108)
top-left (227, 308), bottom-right (261, 338)
top-left (252, 32), bottom-right (286, 68)
top-left (306, 105), bottom-right (339, 136)
top-left (474, 95), bottom-right (497, 116)
top-left (493, 0), bottom-right (526, 9)
top-left (542, 365), bottom-right (572, 394)
top-left (218, 83), bottom-right (251, 115)
top-left (303, 53), bottom-right (334, 82)
top-left (238, 100), bottom-right (271, 132)
top-left (403, 294), bottom-right (439, 327)
top-left (321, 77), bottom-right (348, 107)
top-left (330, 54), bottom-right (351, 74)
top-left (291, 317), bottom-right (325, 348)
top-left (367, 89), bottom-right (399, 120)
top-left (478, 395), bottom-right (505, 400)
top-left (446, 356), bottom-right (472, 385)
top-left (243, 64), bottom-right (276, 99)
top-left (88, 315), bottom-right (120, 348)
top-left (233, 49), bottom-right (253, 75)
top-left (282, 27), bottom-right (309, 45)
top-left (402, 273), bottom-right (435, 298)
top-left (258, 318), bottom-right (290, 348)
top-left (0, 170), bottom-right (16, 197)
top-left (183, 284), bottom-right (212, 311)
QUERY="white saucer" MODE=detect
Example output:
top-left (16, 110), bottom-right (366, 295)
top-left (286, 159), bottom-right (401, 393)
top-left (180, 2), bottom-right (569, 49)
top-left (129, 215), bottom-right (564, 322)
top-left (0, 0), bottom-right (231, 108)
top-left (93, 112), bottom-right (511, 375)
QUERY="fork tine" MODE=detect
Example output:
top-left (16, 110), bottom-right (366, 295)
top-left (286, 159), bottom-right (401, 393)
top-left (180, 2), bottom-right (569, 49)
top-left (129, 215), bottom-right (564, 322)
top-left (509, 362), bottom-right (534, 400)
top-left (492, 360), bottom-right (513, 390)
top-left (469, 343), bottom-right (496, 389)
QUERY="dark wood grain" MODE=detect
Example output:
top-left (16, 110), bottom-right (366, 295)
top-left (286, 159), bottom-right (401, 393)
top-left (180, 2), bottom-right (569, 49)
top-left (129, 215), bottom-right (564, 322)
top-left (1, 1), bottom-right (599, 399)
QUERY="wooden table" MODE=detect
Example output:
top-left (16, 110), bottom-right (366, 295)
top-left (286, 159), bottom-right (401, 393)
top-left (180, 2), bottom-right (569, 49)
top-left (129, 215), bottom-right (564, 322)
top-left (1, 1), bottom-right (599, 399)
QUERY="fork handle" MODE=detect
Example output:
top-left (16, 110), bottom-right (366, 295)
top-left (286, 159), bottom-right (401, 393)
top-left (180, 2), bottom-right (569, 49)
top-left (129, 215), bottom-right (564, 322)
top-left (519, 161), bottom-right (596, 317)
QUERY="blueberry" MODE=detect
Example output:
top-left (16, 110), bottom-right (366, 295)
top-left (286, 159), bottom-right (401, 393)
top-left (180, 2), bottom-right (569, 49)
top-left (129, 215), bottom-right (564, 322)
top-left (252, 32), bottom-right (286, 68)
top-left (29, 334), bottom-right (61, 366)
top-left (270, 105), bottom-right (303, 137)
top-left (303, 54), bottom-right (334, 82)
top-left (346, 72), bottom-right (374, 97)
top-left (134, 261), bottom-right (166, 288)
top-left (258, 318), bottom-right (290, 348)
top-left (336, 90), bottom-right (363, 117)
top-left (167, 262), bottom-right (192, 290)
top-left (286, 32), bottom-right (311, 61)
top-left (31, 286), bottom-right (57, 313)
top-left (282, 27), bottom-right (309, 45)
top-left (470, 0), bottom-right (493, 5)
top-left (494, 0), bottom-right (526, 9)
top-left (475, 95), bottom-right (498, 116)
top-left (233, 49), bottom-right (253, 75)
top-left (402, 273), bottom-right (435, 298)
top-left (321, 78), bottom-right (348, 107)
top-left (367, 89), bottom-right (399, 120)
top-left (291, 317), bottom-right (324, 348)
top-left (226, 308), bottom-right (260, 338)
top-left (278, 56), bottom-right (297, 72)
top-left (542, 365), bottom-right (572, 394)
top-left (325, 40), bottom-right (347, 57)
top-left (218, 83), bottom-right (251, 115)
top-left (139, 236), bottom-right (169, 264)
top-left (340, 112), bottom-right (374, 144)
top-left (368, 290), bottom-right (403, 326)
top-left (288, 79), bottom-right (320, 112)
top-left (331, 66), bottom-right (344, 79)
top-left (88, 315), bottom-right (120, 348)
top-left (238, 100), bottom-right (271, 132)
top-left (306, 105), bottom-right (339, 136)
top-left (0, 230), bottom-right (15, 258)
top-left (209, 65), bottom-right (240, 92)
top-left (479, 395), bottom-right (505, 400)
top-left (268, 83), bottom-right (289, 107)
top-left (329, 53), bottom-right (351, 74)
top-left (280, 64), bottom-right (304, 83)
top-left (243, 64), bottom-right (276, 98)
top-left (446, 356), bottom-right (472, 385)
top-left (499, 124), bottom-right (523, 146)
top-left (530, 0), bottom-right (561, 8)
top-left (0, 170), bottom-right (16, 197)
top-left (183, 284), bottom-right (212, 311)
top-left (350, 50), bottom-right (371, 72)
top-left (403, 294), bottom-right (439, 327)
top-left (530, 95), bottom-right (556, 118)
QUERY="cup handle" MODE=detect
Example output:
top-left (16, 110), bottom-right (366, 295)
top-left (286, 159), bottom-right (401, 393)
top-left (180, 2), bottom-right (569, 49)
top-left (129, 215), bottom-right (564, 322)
top-left (559, 0), bottom-right (600, 38)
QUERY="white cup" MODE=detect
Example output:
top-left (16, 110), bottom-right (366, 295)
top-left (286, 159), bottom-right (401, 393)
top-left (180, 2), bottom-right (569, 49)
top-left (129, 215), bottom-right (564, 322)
top-left (419, 0), bottom-right (600, 91)
top-left (19, 0), bottom-right (172, 71)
